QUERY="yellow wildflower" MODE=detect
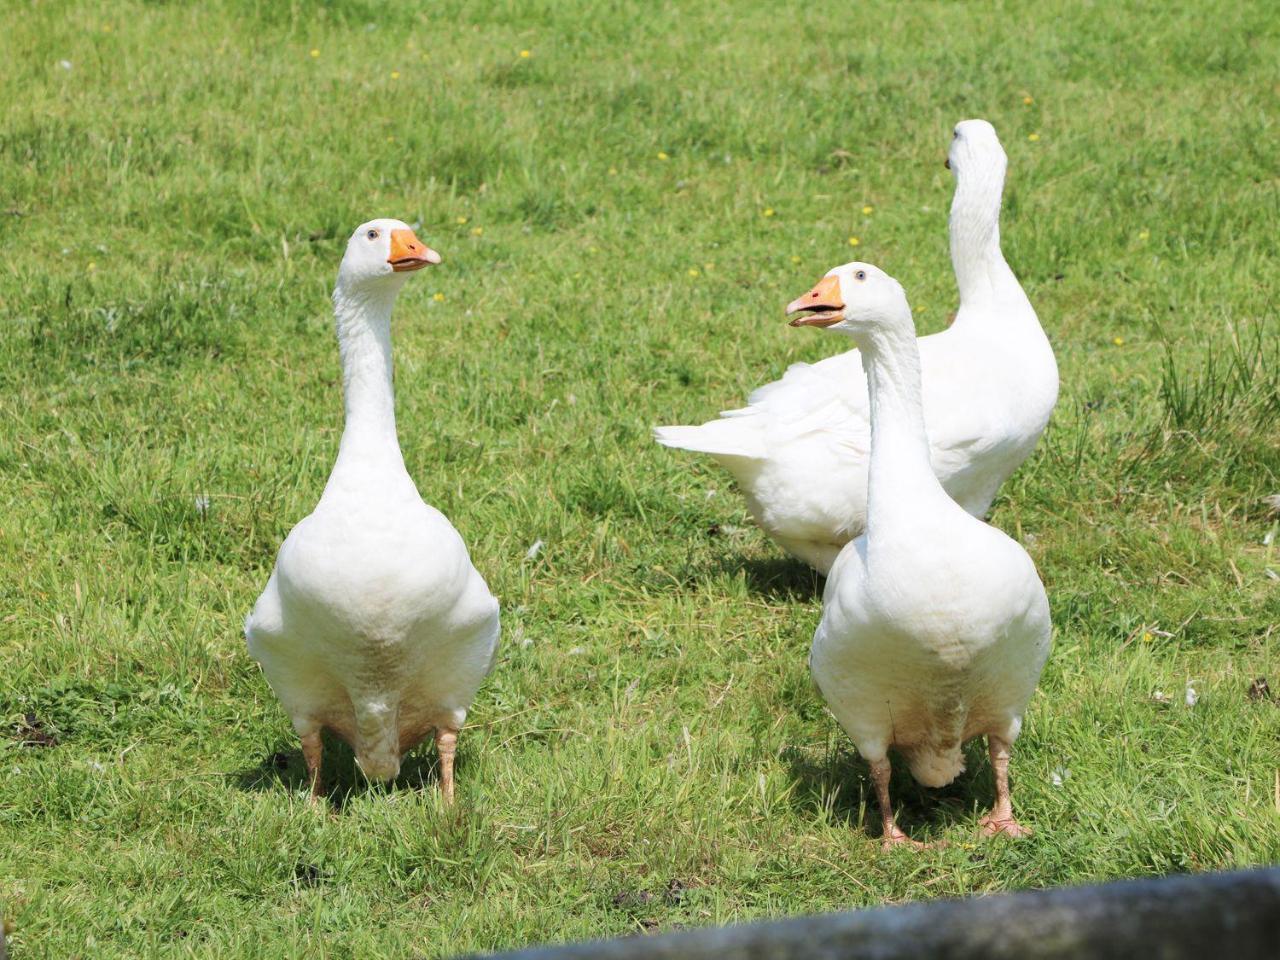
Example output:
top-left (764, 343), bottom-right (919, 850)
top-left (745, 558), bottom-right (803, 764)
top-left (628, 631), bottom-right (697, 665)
top-left (1112, 336), bottom-right (1125, 346)
top-left (862, 205), bottom-right (874, 215)
top-left (687, 268), bottom-right (700, 278)
top-left (471, 226), bottom-right (483, 236)
top-left (309, 48), bottom-right (320, 58)
top-left (1028, 132), bottom-right (1040, 142)
top-left (762, 208), bottom-right (775, 218)
top-left (1023, 95), bottom-right (1034, 105)
top-left (848, 236), bottom-right (860, 247)
top-left (790, 255), bottom-right (802, 264)
top-left (608, 166), bottom-right (618, 175)
top-left (433, 292), bottom-right (445, 302)
top-left (657, 151), bottom-right (670, 161)
top-left (519, 50), bottom-right (531, 58)
top-left (390, 70), bottom-right (401, 80)
top-left (456, 216), bottom-right (468, 225)
top-left (1138, 229), bottom-right (1150, 241)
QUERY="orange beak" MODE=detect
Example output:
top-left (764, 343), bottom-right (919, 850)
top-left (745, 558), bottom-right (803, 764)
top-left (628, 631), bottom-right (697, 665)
top-left (786, 274), bottom-right (845, 327)
top-left (388, 228), bottom-right (441, 272)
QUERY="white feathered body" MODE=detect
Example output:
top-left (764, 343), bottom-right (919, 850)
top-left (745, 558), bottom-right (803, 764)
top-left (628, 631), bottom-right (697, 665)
top-left (812, 500), bottom-right (1050, 787)
top-left (246, 460), bottom-right (499, 780)
top-left (656, 314), bottom-right (1056, 573)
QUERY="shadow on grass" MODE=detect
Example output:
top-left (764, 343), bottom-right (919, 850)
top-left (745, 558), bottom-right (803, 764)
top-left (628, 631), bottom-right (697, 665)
top-left (713, 554), bottom-right (825, 602)
top-left (233, 730), bottom-right (454, 810)
top-left (782, 740), bottom-right (994, 842)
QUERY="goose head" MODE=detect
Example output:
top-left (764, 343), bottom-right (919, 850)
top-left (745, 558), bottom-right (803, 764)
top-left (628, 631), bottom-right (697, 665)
top-left (337, 218), bottom-right (441, 291)
top-left (785, 262), bottom-right (910, 338)
top-left (945, 119), bottom-right (1006, 180)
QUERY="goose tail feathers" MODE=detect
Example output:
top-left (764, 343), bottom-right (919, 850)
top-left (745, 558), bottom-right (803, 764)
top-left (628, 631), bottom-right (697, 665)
top-left (653, 421), bottom-right (764, 460)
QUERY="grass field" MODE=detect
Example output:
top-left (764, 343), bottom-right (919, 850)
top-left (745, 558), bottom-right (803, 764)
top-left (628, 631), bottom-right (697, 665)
top-left (2, 0), bottom-right (1278, 956)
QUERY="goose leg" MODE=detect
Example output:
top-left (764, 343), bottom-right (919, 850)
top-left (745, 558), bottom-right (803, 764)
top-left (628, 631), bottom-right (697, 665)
top-left (435, 727), bottom-right (458, 804)
top-left (300, 730), bottom-right (325, 802)
top-left (869, 757), bottom-right (922, 850)
top-left (980, 735), bottom-right (1031, 838)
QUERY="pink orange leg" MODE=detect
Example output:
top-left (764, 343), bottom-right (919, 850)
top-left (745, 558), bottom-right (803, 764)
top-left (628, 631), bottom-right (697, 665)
top-left (435, 727), bottom-right (458, 804)
top-left (300, 730), bottom-right (325, 802)
top-left (980, 735), bottom-right (1032, 838)
top-left (870, 758), bottom-right (923, 850)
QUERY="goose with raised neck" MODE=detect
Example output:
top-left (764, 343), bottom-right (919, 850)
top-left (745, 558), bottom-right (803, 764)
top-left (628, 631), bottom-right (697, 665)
top-left (787, 261), bottom-right (1052, 848)
top-left (245, 218), bottom-right (500, 803)
top-left (654, 118), bottom-right (1058, 574)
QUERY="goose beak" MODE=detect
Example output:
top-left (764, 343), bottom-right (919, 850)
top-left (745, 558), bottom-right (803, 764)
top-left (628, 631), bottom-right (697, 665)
top-left (786, 275), bottom-right (845, 327)
top-left (388, 229), bottom-right (442, 272)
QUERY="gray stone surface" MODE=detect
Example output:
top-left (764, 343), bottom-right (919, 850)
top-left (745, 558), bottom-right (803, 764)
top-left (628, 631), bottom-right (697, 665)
top-left (466, 867), bottom-right (1280, 960)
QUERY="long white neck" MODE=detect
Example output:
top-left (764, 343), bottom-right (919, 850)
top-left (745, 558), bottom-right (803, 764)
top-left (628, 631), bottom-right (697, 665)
top-left (948, 160), bottom-right (1023, 314)
top-left (331, 281), bottom-right (406, 474)
top-left (858, 318), bottom-right (950, 543)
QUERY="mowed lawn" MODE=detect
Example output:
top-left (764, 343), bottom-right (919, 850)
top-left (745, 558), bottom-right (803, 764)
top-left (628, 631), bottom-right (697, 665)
top-left (2, 0), bottom-right (1278, 956)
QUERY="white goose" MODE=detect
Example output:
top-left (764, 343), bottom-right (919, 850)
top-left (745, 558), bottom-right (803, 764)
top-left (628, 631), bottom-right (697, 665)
top-left (245, 219), bottom-right (500, 801)
top-left (787, 261), bottom-right (1052, 847)
top-left (654, 120), bottom-right (1057, 574)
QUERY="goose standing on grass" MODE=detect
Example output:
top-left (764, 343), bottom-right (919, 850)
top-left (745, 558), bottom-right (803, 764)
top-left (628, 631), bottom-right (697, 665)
top-left (655, 120), bottom-right (1057, 574)
top-left (787, 262), bottom-right (1052, 848)
top-left (245, 219), bottom-right (500, 802)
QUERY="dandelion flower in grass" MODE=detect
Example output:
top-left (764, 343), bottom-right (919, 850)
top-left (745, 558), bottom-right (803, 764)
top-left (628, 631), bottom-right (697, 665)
top-left (607, 166), bottom-right (618, 176)
top-left (390, 70), bottom-right (401, 80)
top-left (471, 226), bottom-right (483, 236)
top-left (1023, 95), bottom-right (1034, 105)
top-left (862, 205), bottom-right (874, 215)
top-left (1027, 132), bottom-right (1040, 142)
top-left (433, 292), bottom-right (445, 302)
top-left (657, 151), bottom-right (670, 161)
top-left (762, 208), bottom-right (775, 218)
top-left (1138, 229), bottom-right (1150, 241)
top-left (456, 216), bottom-right (468, 225)
top-left (790, 255), bottom-right (802, 264)
top-left (519, 49), bottom-right (532, 58)
top-left (1112, 336), bottom-right (1124, 346)
top-left (848, 236), bottom-right (860, 247)
top-left (687, 268), bottom-right (700, 278)
top-left (309, 48), bottom-right (320, 58)
top-left (88, 261), bottom-right (97, 271)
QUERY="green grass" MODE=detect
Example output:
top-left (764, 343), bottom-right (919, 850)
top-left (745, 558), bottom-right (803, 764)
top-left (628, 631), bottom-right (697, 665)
top-left (2, 0), bottom-right (1278, 956)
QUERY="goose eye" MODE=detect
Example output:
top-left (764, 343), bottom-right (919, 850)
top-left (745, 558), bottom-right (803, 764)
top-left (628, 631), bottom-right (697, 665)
top-left (366, 229), bottom-right (380, 240)
top-left (855, 270), bottom-right (867, 281)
